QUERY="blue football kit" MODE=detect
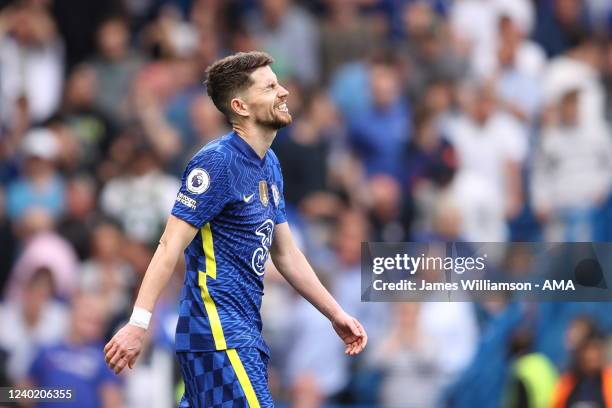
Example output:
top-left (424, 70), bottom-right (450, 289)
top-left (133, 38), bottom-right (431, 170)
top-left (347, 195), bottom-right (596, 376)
top-left (171, 131), bottom-right (286, 408)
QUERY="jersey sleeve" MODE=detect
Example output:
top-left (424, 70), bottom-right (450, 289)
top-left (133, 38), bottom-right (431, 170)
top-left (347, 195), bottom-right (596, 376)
top-left (171, 150), bottom-right (231, 228)
top-left (271, 152), bottom-right (287, 224)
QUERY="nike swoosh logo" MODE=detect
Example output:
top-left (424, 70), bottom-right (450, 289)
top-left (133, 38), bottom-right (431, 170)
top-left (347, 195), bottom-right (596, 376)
top-left (243, 194), bottom-right (255, 203)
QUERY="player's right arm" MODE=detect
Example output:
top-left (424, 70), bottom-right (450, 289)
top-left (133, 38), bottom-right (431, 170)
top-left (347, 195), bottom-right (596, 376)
top-left (104, 149), bottom-right (230, 375)
top-left (104, 215), bottom-right (197, 374)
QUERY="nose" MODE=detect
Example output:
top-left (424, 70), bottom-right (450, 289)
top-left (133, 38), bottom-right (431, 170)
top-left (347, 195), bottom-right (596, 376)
top-left (278, 84), bottom-right (289, 98)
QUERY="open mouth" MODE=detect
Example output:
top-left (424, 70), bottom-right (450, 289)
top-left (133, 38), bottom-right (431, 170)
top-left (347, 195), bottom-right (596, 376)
top-left (276, 102), bottom-right (289, 113)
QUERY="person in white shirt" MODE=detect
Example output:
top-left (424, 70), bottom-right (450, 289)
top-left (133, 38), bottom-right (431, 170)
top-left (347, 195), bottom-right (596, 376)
top-left (531, 88), bottom-right (612, 241)
top-left (446, 82), bottom-right (528, 241)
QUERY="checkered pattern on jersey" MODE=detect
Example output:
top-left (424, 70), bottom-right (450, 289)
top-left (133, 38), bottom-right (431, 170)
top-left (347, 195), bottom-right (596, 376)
top-left (177, 348), bottom-right (274, 408)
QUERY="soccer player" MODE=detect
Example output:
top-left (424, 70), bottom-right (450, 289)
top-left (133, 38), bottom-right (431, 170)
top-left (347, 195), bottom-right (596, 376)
top-left (103, 51), bottom-right (367, 407)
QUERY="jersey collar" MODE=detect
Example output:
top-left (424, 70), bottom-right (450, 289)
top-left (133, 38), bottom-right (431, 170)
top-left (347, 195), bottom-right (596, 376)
top-left (229, 131), bottom-right (267, 166)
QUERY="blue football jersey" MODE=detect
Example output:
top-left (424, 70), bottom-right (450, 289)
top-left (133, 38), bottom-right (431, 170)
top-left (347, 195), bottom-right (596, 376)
top-left (171, 131), bottom-right (287, 356)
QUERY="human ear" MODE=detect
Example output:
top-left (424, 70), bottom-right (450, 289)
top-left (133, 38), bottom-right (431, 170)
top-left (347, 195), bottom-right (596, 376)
top-left (230, 97), bottom-right (249, 118)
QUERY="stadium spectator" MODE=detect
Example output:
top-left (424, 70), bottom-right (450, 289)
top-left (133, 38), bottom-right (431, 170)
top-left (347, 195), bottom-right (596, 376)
top-left (531, 88), bottom-right (612, 241)
top-left (140, 4), bottom-right (198, 60)
top-left (244, 0), bottom-right (320, 85)
top-left (446, 81), bottom-right (527, 230)
top-left (347, 54), bottom-right (411, 182)
top-left (604, 40), bottom-right (612, 122)
top-left (274, 89), bottom-right (343, 220)
top-left (483, 15), bottom-right (544, 124)
top-left (319, 0), bottom-right (380, 83)
top-left (404, 107), bottom-right (456, 200)
top-left (542, 34), bottom-right (606, 124)
top-left (533, 0), bottom-right (592, 57)
top-left (80, 220), bottom-right (136, 318)
top-left (0, 188), bottom-right (15, 296)
top-left (58, 64), bottom-right (116, 174)
top-left (369, 303), bottom-right (443, 408)
top-left (330, 209), bottom-right (390, 347)
top-left (56, 175), bottom-right (99, 260)
top-left (0, 267), bottom-right (68, 382)
top-left (6, 222), bottom-right (78, 302)
top-left (285, 294), bottom-right (348, 407)
top-left (100, 141), bottom-right (179, 245)
top-left (0, 1), bottom-right (64, 125)
top-left (550, 331), bottom-right (612, 407)
top-left (450, 0), bottom-right (534, 75)
top-left (365, 175), bottom-right (408, 241)
top-left (23, 292), bottom-right (122, 408)
top-left (88, 16), bottom-right (144, 124)
top-left (400, 1), bottom-right (467, 103)
top-left (414, 193), bottom-right (464, 242)
top-left (502, 330), bottom-right (558, 408)
top-left (474, 2), bottom-right (544, 80)
top-left (6, 127), bottom-right (65, 223)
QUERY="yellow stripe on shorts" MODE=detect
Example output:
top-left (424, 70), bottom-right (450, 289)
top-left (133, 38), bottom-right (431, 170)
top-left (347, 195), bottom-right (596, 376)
top-left (226, 349), bottom-right (260, 408)
top-left (199, 223), bottom-right (226, 350)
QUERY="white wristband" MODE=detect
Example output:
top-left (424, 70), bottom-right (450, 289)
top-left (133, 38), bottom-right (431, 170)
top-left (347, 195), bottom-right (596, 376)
top-left (129, 307), bottom-right (152, 330)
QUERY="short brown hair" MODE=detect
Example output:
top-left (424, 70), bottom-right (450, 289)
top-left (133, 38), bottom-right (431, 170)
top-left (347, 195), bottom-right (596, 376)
top-left (205, 51), bottom-right (274, 117)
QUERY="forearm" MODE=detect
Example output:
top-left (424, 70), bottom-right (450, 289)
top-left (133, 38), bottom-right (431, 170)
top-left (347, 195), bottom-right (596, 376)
top-left (273, 247), bottom-right (343, 322)
top-left (134, 238), bottom-right (182, 312)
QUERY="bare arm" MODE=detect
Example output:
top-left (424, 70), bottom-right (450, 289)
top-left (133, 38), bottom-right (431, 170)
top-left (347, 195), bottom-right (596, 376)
top-left (270, 222), bottom-right (367, 355)
top-left (133, 215), bottom-right (197, 311)
top-left (104, 215), bottom-right (197, 374)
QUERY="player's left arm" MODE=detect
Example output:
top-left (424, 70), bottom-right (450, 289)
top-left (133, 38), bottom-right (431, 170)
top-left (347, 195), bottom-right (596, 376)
top-left (270, 222), bottom-right (367, 355)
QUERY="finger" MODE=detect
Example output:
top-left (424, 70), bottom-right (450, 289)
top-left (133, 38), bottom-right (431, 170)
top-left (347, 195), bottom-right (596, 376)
top-left (104, 339), bottom-right (115, 354)
top-left (345, 339), bottom-right (355, 354)
top-left (355, 339), bottom-right (365, 354)
top-left (347, 340), bottom-right (357, 355)
top-left (105, 343), bottom-right (119, 364)
top-left (359, 334), bottom-right (368, 353)
top-left (109, 347), bottom-right (126, 369)
top-left (347, 344), bottom-right (354, 356)
top-left (360, 329), bottom-right (368, 351)
top-left (128, 350), bottom-right (140, 369)
top-left (354, 323), bottom-right (367, 353)
top-left (114, 356), bottom-right (128, 375)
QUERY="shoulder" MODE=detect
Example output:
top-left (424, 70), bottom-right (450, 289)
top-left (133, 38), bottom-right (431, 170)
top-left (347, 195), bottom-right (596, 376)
top-left (188, 134), bottom-right (235, 171)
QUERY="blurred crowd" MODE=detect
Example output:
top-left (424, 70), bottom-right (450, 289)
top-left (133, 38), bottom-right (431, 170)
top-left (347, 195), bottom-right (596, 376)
top-left (1, 0), bottom-right (612, 407)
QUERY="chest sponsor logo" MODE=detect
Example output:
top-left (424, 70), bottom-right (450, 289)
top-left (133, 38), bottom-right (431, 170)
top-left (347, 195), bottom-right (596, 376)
top-left (259, 180), bottom-right (269, 207)
top-left (251, 219), bottom-right (275, 276)
top-left (186, 168), bottom-right (210, 194)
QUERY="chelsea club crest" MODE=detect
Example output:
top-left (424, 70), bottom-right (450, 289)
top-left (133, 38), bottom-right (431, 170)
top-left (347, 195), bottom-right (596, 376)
top-left (258, 181), bottom-right (269, 206)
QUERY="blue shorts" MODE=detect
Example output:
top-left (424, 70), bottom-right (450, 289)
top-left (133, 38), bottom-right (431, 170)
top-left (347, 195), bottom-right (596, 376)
top-left (177, 347), bottom-right (274, 408)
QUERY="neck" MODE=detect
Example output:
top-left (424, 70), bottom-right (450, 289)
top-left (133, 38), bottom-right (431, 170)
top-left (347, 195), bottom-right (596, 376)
top-left (232, 122), bottom-right (277, 159)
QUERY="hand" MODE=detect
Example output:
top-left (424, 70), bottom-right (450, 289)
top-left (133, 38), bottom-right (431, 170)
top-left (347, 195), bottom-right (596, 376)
top-left (331, 312), bottom-right (368, 356)
top-left (104, 324), bottom-right (146, 374)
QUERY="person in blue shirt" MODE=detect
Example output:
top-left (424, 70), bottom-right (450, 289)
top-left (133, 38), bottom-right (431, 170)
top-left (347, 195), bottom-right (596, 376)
top-left (104, 51), bottom-right (368, 408)
top-left (25, 293), bottom-right (122, 408)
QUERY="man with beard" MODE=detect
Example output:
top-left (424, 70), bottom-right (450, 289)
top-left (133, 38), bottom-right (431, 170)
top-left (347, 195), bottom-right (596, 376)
top-left (103, 51), bottom-right (367, 407)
